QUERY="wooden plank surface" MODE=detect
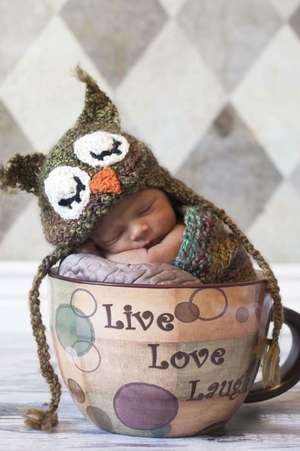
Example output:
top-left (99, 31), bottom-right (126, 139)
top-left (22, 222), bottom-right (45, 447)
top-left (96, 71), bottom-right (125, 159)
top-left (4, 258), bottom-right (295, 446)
top-left (1, 332), bottom-right (300, 451)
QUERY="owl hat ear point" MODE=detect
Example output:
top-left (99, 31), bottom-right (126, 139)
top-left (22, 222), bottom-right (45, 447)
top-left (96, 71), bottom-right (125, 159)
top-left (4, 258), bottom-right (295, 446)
top-left (73, 64), bottom-right (98, 88)
top-left (0, 152), bottom-right (46, 196)
top-left (72, 64), bottom-right (121, 132)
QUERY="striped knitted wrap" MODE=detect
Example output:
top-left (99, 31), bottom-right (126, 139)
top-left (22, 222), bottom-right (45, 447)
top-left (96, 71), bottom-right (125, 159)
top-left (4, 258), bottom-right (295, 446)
top-left (173, 205), bottom-right (257, 284)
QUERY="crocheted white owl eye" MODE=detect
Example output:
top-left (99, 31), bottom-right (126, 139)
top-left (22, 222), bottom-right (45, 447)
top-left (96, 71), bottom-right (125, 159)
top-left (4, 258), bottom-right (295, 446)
top-left (44, 166), bottom-right (90, 220)
top-left (73, 130), bottom-right (129, 168)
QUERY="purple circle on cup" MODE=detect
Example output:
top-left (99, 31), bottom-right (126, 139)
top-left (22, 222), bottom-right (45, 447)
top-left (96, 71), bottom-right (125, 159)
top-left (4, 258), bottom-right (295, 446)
top-left (113, 382), bottom-right (178, 430)
top-left (236, 306), bottom-right (250, 323)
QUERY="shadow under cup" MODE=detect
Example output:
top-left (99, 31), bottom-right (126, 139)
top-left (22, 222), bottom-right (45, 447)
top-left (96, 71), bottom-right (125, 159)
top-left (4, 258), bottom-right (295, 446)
top-left (48, 269), bottom-right (300, 438)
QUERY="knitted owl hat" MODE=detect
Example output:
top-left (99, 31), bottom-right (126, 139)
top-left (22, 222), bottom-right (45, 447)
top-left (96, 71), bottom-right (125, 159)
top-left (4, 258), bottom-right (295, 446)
top-left (0, 66), bottom-right (284, 432)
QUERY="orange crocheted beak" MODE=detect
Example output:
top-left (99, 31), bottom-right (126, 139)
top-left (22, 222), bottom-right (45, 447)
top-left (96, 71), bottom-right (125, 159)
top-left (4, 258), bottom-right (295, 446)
top-left (90, 167), bottom-right (122, 194)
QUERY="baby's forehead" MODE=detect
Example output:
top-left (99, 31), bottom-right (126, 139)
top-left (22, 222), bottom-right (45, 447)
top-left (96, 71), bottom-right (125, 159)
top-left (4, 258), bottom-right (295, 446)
top-left (130, 188), bottom-right (157, 200)
top-left (121, 188), bottom-right (163, 204)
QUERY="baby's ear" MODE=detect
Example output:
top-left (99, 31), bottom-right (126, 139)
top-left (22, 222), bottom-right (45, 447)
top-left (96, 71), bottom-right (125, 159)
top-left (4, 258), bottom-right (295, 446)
top-left (0, 152), bottom-right (46, 196)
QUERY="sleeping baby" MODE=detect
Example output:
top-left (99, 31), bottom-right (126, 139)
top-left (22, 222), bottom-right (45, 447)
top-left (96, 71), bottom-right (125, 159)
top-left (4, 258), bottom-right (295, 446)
top-left (72, 187), bottom-right (257, 284)
top-left (79, 188), bottom-right (184, 264)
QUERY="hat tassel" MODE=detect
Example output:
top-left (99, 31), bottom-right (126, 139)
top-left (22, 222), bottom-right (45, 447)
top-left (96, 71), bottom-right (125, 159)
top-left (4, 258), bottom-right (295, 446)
top-left (24, 407), bottom-right (58, 432)
top-left (262, 338), bottom-right (281, 387)
top-left (191, 199), bottom-right (284, 388)
top-left (23, 245), bottom-right (73, 431)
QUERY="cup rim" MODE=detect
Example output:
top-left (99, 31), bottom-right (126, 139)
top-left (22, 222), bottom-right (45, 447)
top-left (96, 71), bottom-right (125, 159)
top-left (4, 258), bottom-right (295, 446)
top-left (48, 267), bottom-right (268, 290)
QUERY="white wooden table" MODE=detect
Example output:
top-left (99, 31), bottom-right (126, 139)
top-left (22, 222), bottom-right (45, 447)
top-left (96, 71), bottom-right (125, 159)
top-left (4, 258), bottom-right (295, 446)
top-left (1, 331), bottom-right (299, 451)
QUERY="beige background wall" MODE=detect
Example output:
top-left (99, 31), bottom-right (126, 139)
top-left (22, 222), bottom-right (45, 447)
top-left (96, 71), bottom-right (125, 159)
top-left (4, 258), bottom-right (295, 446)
top-left (0, 0), bottom-right (299, 262)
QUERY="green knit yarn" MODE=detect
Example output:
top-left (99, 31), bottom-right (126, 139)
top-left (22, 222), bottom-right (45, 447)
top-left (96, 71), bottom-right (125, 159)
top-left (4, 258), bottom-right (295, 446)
top-left (173, 205), bottom-right (257, 283)
top-left (173, 205), bottom-right (214, 280)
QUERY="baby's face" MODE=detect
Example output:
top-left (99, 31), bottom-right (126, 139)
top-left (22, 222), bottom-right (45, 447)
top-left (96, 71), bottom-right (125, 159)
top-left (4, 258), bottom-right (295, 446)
top-left (91, 188), bottom-right (177, 254)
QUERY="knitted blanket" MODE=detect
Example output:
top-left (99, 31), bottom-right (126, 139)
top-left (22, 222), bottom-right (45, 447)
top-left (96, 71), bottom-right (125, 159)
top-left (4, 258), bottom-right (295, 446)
top-left (58, 253), bottom-right (202, 286)
top-left (173, 205), bottom-right (257, 284)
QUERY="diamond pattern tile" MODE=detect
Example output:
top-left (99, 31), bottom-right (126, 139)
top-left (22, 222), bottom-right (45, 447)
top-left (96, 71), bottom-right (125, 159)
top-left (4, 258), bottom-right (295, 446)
top-left (289, 162), bottom-right (300, 194)
top-left (61, 0), bottom-right (168, 88)
top-left (247, 181), bottom-right (300, 262)
top-left (175, 105), bottom-right (283, 231)
top-left (159, 0), bottom-right (187, 17)
top-left (271, 0), bottom-right (300, 20)
top-left (0, 101), bottom-right (35, 163)
top-left (232, 25), bottom-right (300, 177)
top-left (46, 0), bottom-right (69, 13)
top-left (116, 21), bottom-right (225, 173)
top-left (0, 101), bottom-right (36, 243)
top-left (0, 199), bottom-right (53, 260)
top-left (0, 0), bottom-right (53, 84)
top-left (290, 4), bottom-right (300, 37)
top-left (0, 16), bottom-right (106, 151)
top-left (0, 192), bottom-right (31, 246)
top-left (177, 0), bottom-right (282, 92)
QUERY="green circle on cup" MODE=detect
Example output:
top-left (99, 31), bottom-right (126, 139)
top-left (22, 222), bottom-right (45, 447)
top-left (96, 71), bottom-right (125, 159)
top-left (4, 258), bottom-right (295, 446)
top-left (55, 304), bottom-right (95, 356)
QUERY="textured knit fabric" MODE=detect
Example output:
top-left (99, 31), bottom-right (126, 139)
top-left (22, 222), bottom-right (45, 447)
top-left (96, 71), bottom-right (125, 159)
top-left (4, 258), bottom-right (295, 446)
top-left (58, 253), bottom-right (202, 286)
top-left (173, 205), bottom-right (257, 283)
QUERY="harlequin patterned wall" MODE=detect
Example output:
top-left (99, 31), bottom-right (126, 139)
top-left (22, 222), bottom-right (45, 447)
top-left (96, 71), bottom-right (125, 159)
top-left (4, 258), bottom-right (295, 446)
top-left (0, 0), bottom-right (299, 261)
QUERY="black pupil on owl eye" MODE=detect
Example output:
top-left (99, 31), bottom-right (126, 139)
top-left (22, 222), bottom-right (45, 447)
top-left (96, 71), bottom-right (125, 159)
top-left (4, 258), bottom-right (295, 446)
top-left (90, 138), bottom-right (122, 161)
top-left (58, 176), bottom-right (86, 209)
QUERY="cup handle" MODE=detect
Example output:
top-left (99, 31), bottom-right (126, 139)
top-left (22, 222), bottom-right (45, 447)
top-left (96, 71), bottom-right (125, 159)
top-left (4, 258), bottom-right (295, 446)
top-left (245, 307), bottom-right (300, 403)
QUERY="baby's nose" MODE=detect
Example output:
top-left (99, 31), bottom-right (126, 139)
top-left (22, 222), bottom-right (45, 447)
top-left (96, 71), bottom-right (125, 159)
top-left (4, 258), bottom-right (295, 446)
top-left (130, 222), bottom-right (149, 241)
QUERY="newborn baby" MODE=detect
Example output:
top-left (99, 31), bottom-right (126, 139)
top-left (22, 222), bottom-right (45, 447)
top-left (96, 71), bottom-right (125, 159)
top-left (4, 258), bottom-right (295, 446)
top-left (79, 188), bottom-right (185, 264)
top-left (77, 187), bottom-right (257, 284)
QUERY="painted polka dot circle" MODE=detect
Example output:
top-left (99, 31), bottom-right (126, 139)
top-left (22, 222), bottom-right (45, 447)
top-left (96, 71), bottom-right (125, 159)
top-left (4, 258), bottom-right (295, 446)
top-left (67, 378), bottom-right (85, 403)
top-left (55, 304), bottom-right (95, 356)
top-left (113, 383), bottom-right (178, 430)
top-left (236, 306), bottom-right (250, 322)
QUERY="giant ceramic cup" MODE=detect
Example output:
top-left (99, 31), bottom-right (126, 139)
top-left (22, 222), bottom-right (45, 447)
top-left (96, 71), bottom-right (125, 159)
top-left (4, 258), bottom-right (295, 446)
top-left (48, 269), bottom-right (300, 437)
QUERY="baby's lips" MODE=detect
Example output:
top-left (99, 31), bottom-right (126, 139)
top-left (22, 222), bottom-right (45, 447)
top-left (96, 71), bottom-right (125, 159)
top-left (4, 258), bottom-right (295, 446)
top-left (90, 167), bottom-right (122, 194)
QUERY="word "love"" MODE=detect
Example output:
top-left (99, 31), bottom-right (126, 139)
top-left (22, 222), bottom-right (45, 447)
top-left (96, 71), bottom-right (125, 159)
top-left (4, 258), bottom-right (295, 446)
top-left (148, 343), bottom-right (226, 370)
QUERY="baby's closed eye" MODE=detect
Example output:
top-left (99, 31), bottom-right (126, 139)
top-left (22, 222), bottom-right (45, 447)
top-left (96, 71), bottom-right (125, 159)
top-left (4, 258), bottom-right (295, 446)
top-left (104, 227), bottom-right (126, 245)
top-left (137, 201), bottom-right (154, 216)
